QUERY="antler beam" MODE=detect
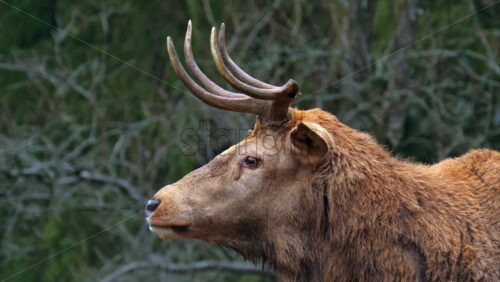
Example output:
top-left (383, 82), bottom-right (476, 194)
top-left (166, 20), bottom-right (300, 126)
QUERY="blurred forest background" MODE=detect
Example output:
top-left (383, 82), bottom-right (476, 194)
top-left (0, 0), bottom-right (499, 281)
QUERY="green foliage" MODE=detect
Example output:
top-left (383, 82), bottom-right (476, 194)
top-left (0, 0), bottom-right (499, 281)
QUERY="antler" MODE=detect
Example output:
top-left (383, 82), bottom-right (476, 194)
top-left (166, 20), bottom-right (300, 126)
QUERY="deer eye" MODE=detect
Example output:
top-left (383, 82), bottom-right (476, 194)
top-left (242, 156), bottom-right (260, 168)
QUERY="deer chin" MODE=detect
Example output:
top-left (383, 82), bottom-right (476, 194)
top-left (149, 224), bottom-right (190, 239)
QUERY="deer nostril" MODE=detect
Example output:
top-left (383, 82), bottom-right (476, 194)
top-left (145, 199), bottom-right (161, 216)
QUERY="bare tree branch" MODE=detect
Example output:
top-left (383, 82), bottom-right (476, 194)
top-left (101, 259), bottom-right (275, 282)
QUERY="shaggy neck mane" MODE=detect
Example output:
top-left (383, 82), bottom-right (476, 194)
top-left (217, 108), bottom-right (499, 281)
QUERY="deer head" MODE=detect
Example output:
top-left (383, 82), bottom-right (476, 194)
top-left (146, 21), bottom-right (337, 267)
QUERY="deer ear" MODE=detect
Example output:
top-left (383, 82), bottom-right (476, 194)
top-left (290, 122), bottom-right (330, 158)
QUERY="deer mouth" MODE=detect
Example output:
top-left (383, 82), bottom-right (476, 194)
top-left (148, 223), bottom-right (191, 239)
top-left (149, 224), bottom-right (190, 233)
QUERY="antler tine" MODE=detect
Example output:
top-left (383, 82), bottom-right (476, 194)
top-left (166, 36), bottom-right (263, 114)
top-left (210, 27), bottom-right (300, 100)
top-left (218, 23), bottom-right (274, 89)
top-left (184, 20), bottom-right (245, 99)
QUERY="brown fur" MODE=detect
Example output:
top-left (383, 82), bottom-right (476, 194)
top-left (148, 108), bottom-right (500, 281)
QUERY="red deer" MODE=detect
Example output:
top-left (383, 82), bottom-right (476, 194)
top-left (146, 21), bottom-right (500, 281)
